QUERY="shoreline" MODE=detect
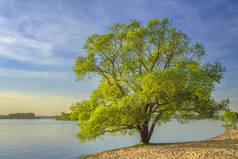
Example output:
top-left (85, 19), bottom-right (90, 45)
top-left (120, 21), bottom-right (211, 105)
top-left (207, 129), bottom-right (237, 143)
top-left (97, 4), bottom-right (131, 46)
top-left (85, 129), bottom-right (238, 159)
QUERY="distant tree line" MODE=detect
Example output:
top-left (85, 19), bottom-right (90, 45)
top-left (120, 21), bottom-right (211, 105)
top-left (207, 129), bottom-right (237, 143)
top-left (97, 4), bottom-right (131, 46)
top-left (55, 112), bottom-right (71, 120)
top-left (55, 106), bottom-right (80, 121)
top-left (0, 113), bottom-right (39, 119)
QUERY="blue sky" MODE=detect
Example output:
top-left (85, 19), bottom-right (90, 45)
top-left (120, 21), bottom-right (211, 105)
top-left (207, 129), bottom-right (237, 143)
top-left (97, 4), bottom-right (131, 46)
top-left (0, 0), bottom-right (237, 115)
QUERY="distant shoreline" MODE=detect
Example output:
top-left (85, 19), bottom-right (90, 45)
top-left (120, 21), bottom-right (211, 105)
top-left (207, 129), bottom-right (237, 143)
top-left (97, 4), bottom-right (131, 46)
top-left (0, 113), bottom-right (55, 119)
top-left (0, 117), bottom-right (56, 119)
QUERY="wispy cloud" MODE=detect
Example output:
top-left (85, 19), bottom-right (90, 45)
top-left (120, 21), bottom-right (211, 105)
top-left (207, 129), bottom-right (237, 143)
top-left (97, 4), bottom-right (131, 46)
top-left (0, 68), bottom-right (68, 79)
top-left (0, 34), bottom-right (57, 64)
top-left (0, 1), bottom-right (108, 66)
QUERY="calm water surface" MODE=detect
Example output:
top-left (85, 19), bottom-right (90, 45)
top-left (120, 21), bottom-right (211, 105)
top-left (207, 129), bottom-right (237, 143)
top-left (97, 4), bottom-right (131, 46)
top-left (0, 119), bottom-right (224, 159)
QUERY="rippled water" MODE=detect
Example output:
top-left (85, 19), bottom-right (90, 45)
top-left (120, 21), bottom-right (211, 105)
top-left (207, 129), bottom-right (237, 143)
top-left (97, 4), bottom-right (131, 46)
top-left (0, 119), bottom-right (224, 159)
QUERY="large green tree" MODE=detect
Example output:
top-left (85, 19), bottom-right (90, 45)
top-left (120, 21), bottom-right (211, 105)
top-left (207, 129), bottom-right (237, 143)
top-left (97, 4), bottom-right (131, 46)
top-left (73, 18), bottom-right (228, 144)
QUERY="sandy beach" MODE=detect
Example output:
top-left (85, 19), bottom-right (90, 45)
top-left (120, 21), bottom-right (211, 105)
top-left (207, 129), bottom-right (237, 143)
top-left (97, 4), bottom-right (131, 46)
top-left (86, 130), bottom-right (238, 159)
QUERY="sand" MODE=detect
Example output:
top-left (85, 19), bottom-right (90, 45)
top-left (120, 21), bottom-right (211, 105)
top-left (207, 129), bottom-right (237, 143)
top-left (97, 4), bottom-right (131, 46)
top-left (86, 129), bottom-right (238, 159)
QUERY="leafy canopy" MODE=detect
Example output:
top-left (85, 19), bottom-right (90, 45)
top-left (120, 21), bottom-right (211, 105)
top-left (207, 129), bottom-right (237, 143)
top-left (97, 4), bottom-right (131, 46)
top-left (222, 108), bottom-right (238, 130)
top-left (73, 18), bottom-right (227, 143)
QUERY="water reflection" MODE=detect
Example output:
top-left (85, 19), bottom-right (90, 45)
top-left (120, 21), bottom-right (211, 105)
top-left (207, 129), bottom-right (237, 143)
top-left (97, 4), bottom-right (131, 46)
top-left (0, 119), bottom-right (224, 159)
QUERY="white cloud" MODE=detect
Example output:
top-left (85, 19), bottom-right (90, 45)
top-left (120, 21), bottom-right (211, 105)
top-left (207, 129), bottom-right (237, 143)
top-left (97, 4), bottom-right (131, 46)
top-left (0, 36), bottom-right (52, 53)
top-left (0, 5), bottom-right (106, 66)
top-left (0, 35), bottom-right (57, 64)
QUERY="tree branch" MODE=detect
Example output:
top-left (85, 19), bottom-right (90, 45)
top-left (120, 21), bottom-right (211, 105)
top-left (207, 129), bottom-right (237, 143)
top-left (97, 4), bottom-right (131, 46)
top-left (97, 68), bottom-right (112, 86)
top-left (148, 113), bottom-right (161, 139)
top-left (150, 39), bottom-right (161, 71)
top-left (103, 125), bottom-right (136, 133)
top-left (164, 52), bottom-right (174, 69)
top-left (151, 101), bottom-right (171, 113)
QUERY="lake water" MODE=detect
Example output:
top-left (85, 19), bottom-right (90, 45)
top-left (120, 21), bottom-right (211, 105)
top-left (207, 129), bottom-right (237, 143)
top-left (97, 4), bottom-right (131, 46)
top-left (0, 119), bottom-right (225, 159)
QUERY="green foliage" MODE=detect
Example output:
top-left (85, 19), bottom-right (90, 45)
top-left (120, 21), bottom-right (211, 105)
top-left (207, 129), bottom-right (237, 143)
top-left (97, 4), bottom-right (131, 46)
top-left (56, 112), bottom-right (71, 121)
top-left (221, 109), bottom-right (238, 130)
top-left (73, 18), bottom-right (227, 143)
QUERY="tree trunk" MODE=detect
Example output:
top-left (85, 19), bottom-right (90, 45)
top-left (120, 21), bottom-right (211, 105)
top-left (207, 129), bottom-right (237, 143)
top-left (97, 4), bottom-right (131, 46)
top-left (139, 122), bottom-right (151, 144)
top-left (140, 131), bottom-right (150, 144)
